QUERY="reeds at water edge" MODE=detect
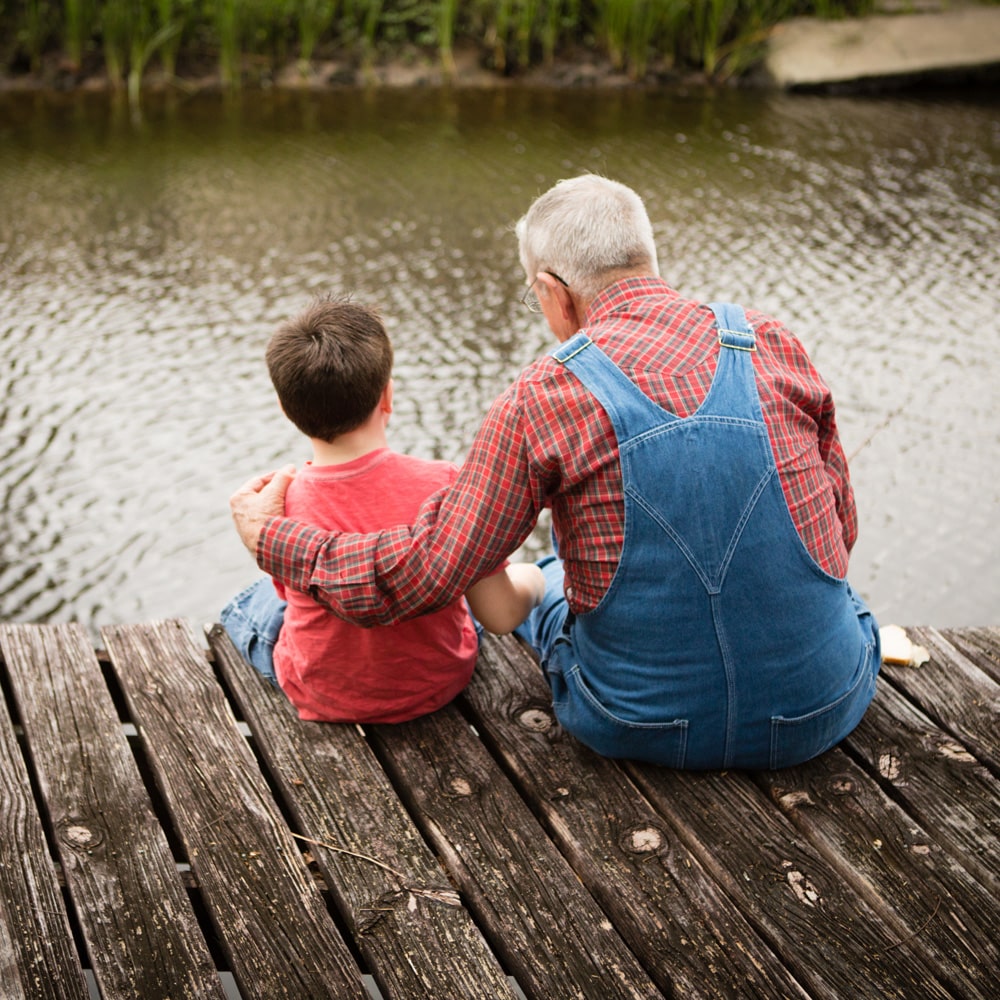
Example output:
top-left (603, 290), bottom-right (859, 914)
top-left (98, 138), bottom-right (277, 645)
top-left (1, 0), bottom-right (885, 104)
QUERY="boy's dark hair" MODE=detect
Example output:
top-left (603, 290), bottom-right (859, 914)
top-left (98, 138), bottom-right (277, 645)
top-left (266, 295), bottom-right (393, 441)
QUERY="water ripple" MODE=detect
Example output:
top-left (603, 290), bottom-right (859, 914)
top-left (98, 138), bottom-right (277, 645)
top-left (0, 87), bottom-right (997, 634)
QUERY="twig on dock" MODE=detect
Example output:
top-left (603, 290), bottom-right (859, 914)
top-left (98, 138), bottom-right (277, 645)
top-left (291, 832), bottom-right (461, 906)
top-left (881, 895), bottom-right (942, 953)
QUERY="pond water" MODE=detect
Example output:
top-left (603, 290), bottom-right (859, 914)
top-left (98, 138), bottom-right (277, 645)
top-left (0, 84), bottom-right (997, 639)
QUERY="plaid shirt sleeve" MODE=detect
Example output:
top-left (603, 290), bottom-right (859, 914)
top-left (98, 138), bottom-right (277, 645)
top-left (257, 384), bottom-right (543, 627)
top-left (817, 394), bottom-right (858, 554)
top-left (747, 309), bottom-right (858, 566)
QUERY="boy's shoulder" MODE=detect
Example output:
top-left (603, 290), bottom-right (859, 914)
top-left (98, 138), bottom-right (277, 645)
top-left (287, 448), bottom-right (458, 526)
top-left (386, 449), bottom-right (458, 479)
top-left (386, 449), bottom-right (452, 468)
top-left (374, 449), bottom-right (460, 488)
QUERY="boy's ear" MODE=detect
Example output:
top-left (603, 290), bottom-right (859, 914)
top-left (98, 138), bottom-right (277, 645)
top-left (381, 379), bottom-right (394, 415)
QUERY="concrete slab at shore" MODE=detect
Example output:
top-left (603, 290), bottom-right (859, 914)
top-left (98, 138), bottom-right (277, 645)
top-left (763, 8), bottom-right (1000, 87)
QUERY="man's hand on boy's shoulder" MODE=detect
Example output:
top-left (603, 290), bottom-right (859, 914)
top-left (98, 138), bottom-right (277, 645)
top-left (230, 465), bottom-right (296, 558)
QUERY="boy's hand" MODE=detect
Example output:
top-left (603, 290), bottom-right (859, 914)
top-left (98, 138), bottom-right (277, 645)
top-left (229, 465), bottom-right (296, 558)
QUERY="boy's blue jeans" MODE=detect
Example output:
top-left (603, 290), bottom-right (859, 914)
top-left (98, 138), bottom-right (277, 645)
top-left (514, 554), bottom-right (569, 663)
top-left (219, 577), bottom-right (286, 684)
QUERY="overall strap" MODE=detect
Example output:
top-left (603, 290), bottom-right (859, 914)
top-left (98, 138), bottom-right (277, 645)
top-left (698, 302), bottom-right (765, 422)
top-left (708, 302), bottom-right (756, 352)
top-left (550, 333), bottom-right (672, 440)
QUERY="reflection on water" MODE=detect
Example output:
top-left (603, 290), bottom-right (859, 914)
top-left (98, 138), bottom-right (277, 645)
top-left (1, 86), bottom-right (997, 635)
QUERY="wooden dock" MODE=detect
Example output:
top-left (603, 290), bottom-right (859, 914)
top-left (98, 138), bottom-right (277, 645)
top-left (1, 620), bottom-right (997, 999)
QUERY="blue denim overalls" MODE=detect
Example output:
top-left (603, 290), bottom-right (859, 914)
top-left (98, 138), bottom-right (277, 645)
top-left (527, 303), bottom-right (879, 770)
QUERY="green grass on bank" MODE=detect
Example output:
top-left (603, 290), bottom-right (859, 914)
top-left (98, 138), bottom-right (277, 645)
top-left (0, 0), bottom-right (904, 95)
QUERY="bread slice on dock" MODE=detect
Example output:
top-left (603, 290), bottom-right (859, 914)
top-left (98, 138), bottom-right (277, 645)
top-left (880, 624), bottom-right (929, 667)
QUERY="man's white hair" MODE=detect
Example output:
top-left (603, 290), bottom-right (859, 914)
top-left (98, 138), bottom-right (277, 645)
top-left (515, 174), bottom-right (659, 304)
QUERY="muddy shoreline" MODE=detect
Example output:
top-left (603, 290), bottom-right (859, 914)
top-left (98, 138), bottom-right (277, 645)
top-left (0, 39), bottom-right (713, 97)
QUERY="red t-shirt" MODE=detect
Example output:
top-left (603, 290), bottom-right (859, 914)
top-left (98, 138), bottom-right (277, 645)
top-left (273, 448), bottom-right (479, 723)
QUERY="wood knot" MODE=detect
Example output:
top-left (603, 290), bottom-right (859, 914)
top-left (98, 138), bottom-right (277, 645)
top-left (622, 825), bottom-right (665, 855)
top-left (449, 777), bottom-right (474, 796)
top-left (777, 790), bottom-right (813, 811)
top-left (60, 821), bottom-right (104, 851)
top-left (829, 775), bottom-right (855, 795)
top-left (518, 707), bottom-right (554, 732)
top-left (878, 752), bottom-right (903, 780)
top-left (783, 865), bottom-right (821, 907)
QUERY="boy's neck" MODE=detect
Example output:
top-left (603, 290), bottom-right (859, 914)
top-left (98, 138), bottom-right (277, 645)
top-left (310, 419), bottom-right (388, 467)
top-left (305, 381), bottom-right (393, 467)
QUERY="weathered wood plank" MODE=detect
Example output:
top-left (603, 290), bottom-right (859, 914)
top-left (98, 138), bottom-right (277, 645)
top-left (843, 679), bottom-right (1000, 895)
top-left (463, 633), bottom-right (810, 999)
top-left (0, 622), bottom-right (225, 1000)
top-left (206, 623), bottom-right (518, 1000)
top-left (627, 762), bottom-right (957, 999)
top-left (0, 657), bottom-right (89, 1000)
top-left (755, 746), bottom-right (999, 999)
top-left (369, 698), bottom-right (664, 998)
top-left (940, 626), bottom-right (1000, 686)
top-left (883, 627), bottom-right (1000, 773)
top-left (102, 620), bottom-right (367, 1000)
top-left (5, 622), bottom-right (998, 998)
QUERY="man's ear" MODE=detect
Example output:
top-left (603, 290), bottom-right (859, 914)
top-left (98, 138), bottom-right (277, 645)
top-left (538, 272), bottom-right (582, 342)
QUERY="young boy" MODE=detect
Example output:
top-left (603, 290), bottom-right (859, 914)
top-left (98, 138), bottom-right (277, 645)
top-left (221, 294), bottom-right (544, 724)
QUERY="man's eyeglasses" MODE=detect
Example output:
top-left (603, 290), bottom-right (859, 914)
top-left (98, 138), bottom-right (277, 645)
top-left (520, 270), bottom-right (569, 313)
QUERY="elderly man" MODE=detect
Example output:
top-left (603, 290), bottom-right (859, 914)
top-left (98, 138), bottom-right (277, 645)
top-left (231, 174), bottom-right (879, 770)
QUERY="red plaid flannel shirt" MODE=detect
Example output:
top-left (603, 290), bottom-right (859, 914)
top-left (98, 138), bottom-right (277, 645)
top-left (258, 278), bottom-right (856, 625)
